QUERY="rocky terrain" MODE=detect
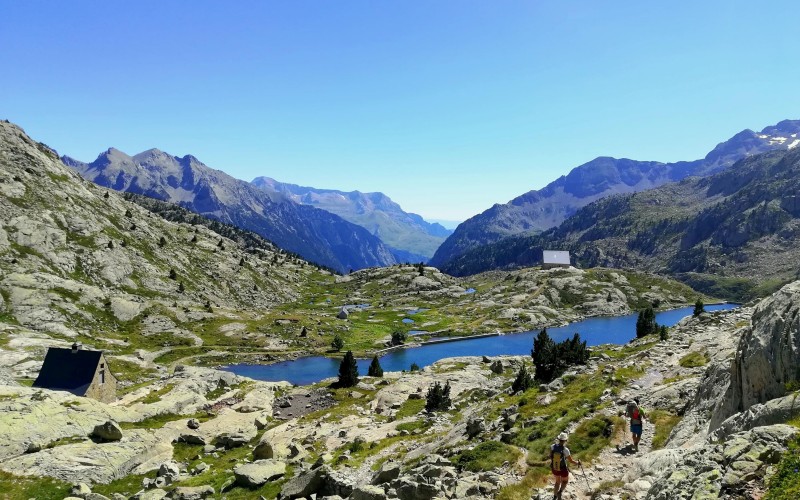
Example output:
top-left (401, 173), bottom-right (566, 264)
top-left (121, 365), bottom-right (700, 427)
top-left (1, 282), bottom-right (798, 499)
top-left (251, 177), bottom-right (451, 261)
top-left (431, 119), bottom-right (800, 272)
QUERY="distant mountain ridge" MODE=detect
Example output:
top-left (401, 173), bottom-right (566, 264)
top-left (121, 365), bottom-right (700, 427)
top-left (430, 119), bottom-right (800, 269)
top-left (63, 149), bottom-right (397, 273)
top-left (251, 176), bottom-right (451, 260)
top-left (439, 146), bottom-right (800, 300)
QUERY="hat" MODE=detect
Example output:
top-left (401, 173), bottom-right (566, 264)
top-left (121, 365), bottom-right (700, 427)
top-left (558, 432), bottom-right (568, 441)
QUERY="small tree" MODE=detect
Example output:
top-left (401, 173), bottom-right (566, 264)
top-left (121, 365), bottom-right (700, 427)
top-left (425, 381), bottom-right (452, 412)
top-left (367, 356), bottom-right (384, 377)
top-left (124, 209), bottom-right (132, 218)
top-left (178, 281), bottom-right (185, 293)
top-left (338, 350), bottom-right (359, 387)
top-left (532, 328), bottom-right (558, 382)
top-left (169, 268), bottom-right (177, 280)
top-left (107, 240), bottom-right (114, 249)
top-left (410, 362), bottom-right (421, 372)
top-left (331, 334), bottom-right (345, 352)
top-left (659, 325), bottom-right (669, 341)
top-left (693, 300), bottom-right (705, 317)
top-left (636, 306), bottom-right (657, 338)
top-left (512, 364), bottom-right (534, 393)
top-left (417, 262), bottom-right (425, 276)
top-left (159, 236), bottom-right (167, 247)
top-left (391, 331), bottom-right (407, 346)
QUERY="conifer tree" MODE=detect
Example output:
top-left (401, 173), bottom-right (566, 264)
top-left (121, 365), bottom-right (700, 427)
top-left (367, 356), bottom-right (384, 377)
top-left (331, 334), bottom-right (345, 352)
top-left (636, 306), bottom-right (657, 338)
top-left (512, 364), bottom-right (534, 393)
top-left (693, 300), bottom-right (705, 317)
top-left (338, 350), bottom-right (359, 387)
top-left (425, 381), bottom-right (452, 412)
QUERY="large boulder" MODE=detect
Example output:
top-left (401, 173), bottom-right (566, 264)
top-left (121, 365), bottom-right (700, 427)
top-left (169, 486), bottom-right (214, 499)
top-left (233, 459), bottom-right (287, 487)
top-left (279, 466), bottom-right (326, 499)
top-left (372, 461), bottom-right (401, 485)
top-left (349, 485), bottom-right (388, 500)
top-left (92, 420), bottom-right (123, 442)
top-left (712, 281), bottom-right (800, 427)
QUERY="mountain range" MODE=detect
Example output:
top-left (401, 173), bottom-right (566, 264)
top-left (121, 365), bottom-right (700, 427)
top-left (62, 149), bottom-right (397, 274)
top-left (438, 145), bottom-right (800, 300)
top-left (251, 177), bottom-right (451, 260)
top-left (430, 119), bottom-right (800, 270)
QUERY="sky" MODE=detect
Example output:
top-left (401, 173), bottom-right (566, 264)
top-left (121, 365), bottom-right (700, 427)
top-left (2, 1), bottom-right (799, 221)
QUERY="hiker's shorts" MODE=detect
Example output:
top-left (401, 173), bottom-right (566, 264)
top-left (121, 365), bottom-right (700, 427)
top-left (552, 468), bottom-right (569, 478)
top-left (631, 423), bottom-right (643, 436)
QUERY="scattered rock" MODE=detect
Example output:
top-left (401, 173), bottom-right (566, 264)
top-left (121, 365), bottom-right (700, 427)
top-left (187, 418), bottom-right (200, 430)
top-left (170, 485), bottom-right (214, 500)
top-left (234, 459), bottom-right (287, 487)
top-left (91, 420), bottom-right (123, 442)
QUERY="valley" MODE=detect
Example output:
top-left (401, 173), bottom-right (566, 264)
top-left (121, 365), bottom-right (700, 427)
top-left (1, 118), bottom-right (799, 500)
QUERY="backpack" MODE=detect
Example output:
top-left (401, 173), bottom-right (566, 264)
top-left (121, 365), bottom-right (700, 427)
top-left (551, 443), bottom-right (568, 471)
top-left (628, 402), bottom-right (642, 425)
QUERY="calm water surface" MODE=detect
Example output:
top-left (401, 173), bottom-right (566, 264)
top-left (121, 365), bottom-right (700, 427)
top-left (225, 303), bottom-right (737, 385)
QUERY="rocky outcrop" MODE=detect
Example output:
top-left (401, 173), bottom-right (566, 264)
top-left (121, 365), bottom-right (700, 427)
top-left (628, 425), bottom-right (798, 499)
top-left (712, 281), bottom-right (800, 428)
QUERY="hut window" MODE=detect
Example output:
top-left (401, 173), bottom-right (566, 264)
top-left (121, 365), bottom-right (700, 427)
top-left (100, 370), bottom-right (105, 384)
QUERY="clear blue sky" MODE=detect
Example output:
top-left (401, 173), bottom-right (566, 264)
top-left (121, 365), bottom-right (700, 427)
top-left (2, 1), bottom-right (799, 221)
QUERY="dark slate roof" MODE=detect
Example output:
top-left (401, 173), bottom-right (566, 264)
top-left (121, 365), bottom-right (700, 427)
top-left (32, 347), bottom-right (102, 396)
top-left (543, 250), bottom-right (570, 265)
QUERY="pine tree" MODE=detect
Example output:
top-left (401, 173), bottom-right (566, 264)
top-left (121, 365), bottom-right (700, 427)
top-left (338, 350), bottom-right (359, 387)
top-left (367, 356), bottom-right (384, 377)
top-left (693, 300), bottom-right (705, 317)
top-left (532, 328), bottom-right (558, 382)
top-left (178, 281), bottom-right (185, 293)
top-left (169, 268), bottom-right (177, 280)
top-left (636, 306), bottom-right (657, 338)
top-left (410, 362), bottom-right (420, 372)
top-left (512, 364), bottom-right (533, 393)
top-left (391, 331), bottom-right (407, 346)
top-left (331, 334), bottom-right (344, 352)
top-left (659, 325), bottom-right (669, 341)
top-left (159, 236), bottom-right (167, 247)
top-left (425, 381), bottom-right (452, 412)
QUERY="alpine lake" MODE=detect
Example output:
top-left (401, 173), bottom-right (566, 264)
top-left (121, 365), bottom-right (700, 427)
top-left (225, 303), bottom-right (738, 385)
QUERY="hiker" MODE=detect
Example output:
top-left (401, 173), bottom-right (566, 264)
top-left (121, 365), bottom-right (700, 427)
top-left (550, 432), bottom-right (582, 499)
top-left (625, 397), bottom-right (646, 451)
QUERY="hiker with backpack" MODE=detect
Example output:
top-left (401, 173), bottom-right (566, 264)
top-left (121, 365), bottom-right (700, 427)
top-left (550, 432), bottom-right (582, 499)
top-left (625, 397), bottom-right (647, 452)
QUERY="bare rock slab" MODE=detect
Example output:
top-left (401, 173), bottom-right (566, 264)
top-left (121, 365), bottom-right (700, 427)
top-left (233, 459), bottom-right (287, 487)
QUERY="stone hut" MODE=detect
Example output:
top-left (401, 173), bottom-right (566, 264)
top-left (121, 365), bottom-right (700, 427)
top-left (32, 343), bottom-right (117, 403)
top-left (542, 250), bottom-right (571, 269)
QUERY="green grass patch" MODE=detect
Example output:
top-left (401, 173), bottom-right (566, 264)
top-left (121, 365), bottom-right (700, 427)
top-left (137, 383), bottom-right (174, 404)
top-left (456, 441), bottom-right (521, 472)
top-left (495, 466), bottom-right (551, 500)
top-left (395, 398), bottom-right (426, 419)
top-left (648, 409), bottom-right (681, 449)
top-left (679, 351), bottom-right (709, 368)
top-left (119, 412), bottom-right (210, 430)
top-left (395, 419), bottom-right (432, 434)
top-left (568, 416), bottom-right (623, 463)
top-left (0, 471), bottom-right (71, 500)
top-left (765, 436), bottom-right (800, 500)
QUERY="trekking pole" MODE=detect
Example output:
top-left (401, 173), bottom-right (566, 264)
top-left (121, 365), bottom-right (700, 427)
top-left (579, 462), bottom-right (591, 495)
